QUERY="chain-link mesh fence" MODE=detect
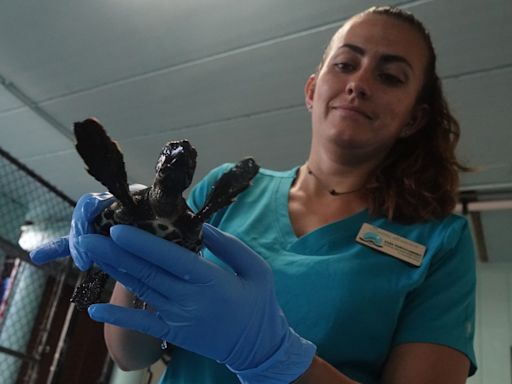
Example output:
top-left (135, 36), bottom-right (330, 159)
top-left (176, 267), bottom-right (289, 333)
top-left (0, 146), bottom-right (74, 384)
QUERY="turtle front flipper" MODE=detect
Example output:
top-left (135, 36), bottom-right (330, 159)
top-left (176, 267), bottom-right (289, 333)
top-left (195, 157), bottom-right (259, 222)
top-left (74, 118), bottom-right (136, 211)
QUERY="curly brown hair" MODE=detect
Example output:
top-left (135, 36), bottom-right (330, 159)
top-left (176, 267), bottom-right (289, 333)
top-left (318, 6), bottom-right (467, 223)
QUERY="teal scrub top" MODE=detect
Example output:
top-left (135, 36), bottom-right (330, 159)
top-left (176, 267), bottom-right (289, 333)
top-left (160, 165), bottom-right (477, 384)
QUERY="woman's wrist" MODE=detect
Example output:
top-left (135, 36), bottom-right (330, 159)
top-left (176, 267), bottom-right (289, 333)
top-left (292, 356), bottom-right (360, 384)
top-left (230, 327), bottom-right (316, 384)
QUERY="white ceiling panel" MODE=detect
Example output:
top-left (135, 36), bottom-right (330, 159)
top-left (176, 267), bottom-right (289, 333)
top-left (0, 108), bottom-right (73, 159)
top-left (21, 149), bottom-right (101, 201)
top-left (38, 31), bottom-right (324, 141)
top-left (0, 84), bottom-right (24, 112)
top-left (407, 0), bottom-right (512, 77)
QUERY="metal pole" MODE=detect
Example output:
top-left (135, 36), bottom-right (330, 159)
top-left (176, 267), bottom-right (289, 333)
top-left (24, 259), bottom-right (72, 384)
top-left (45, 279), bottom-right (80, 384)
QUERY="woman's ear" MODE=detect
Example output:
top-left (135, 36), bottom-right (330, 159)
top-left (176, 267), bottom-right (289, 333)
top-left (304, 74), bottom-right (316, 110)
top-left (400, 104), bottom-right (430, 138)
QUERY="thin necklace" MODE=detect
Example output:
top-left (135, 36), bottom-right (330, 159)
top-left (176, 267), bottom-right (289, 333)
top-left (305, 163), bottom-right (365, 196)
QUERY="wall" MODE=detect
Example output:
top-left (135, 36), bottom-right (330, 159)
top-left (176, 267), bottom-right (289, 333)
top-left (468, 262), bottom-right (512, 384)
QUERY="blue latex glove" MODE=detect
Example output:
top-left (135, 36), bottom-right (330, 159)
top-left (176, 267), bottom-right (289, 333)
top-left (30, 192), bottom-right (115, 270)
top-left (30, 184), bottom-right (146, 270)
top-left (81, 223), bottom-right (316, 383)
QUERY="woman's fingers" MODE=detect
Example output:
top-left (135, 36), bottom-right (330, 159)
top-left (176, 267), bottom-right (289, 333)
top-left (30, 236), bottom-right (70, 264)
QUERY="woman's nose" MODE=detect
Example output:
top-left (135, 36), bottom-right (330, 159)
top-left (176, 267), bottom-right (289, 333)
top-left (345, 72), bottom-right (371, 99)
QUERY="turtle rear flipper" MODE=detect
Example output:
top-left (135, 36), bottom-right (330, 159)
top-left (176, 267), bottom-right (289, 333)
top-left (195, 157), bottom-right (259, 222)
top-left (74, 118), bottom-right (136, 211)
top-left (70, 269), bottom-right (109, 310)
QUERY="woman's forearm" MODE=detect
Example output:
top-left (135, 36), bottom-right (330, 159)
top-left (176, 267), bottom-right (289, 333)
top-left (294, 356), bottom-right (360, 384)
top-left (104, 283), bottom-right (165, 370)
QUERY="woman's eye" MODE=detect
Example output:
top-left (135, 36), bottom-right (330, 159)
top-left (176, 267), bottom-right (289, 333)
top-left (334, 62), bottom-right (355, 72)
top-left (379, 73), bottom-right (404, 86)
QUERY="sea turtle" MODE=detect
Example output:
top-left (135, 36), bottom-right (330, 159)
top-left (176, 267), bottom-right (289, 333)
top-left (70, 118), bottom-right (260, 310)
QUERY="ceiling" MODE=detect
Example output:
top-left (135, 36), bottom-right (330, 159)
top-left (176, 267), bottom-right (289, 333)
top-left (0, 0), bottom-right (511, 260)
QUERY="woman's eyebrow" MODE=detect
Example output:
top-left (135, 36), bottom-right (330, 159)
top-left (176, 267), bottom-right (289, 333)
top-left (380, 54), bottom-right (413, 71)
top-left (338, 43), bottom-right (365, 55)
top-left (337, 43), bottom-right (413, 71)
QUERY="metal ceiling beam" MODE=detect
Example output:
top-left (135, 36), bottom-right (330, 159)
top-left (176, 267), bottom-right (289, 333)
top-left (455, 199), bottom-right (512, 213)
top-left (0, 73), bottom-right (74, 142)
top-left (456, 188), bottom-right (512, 263)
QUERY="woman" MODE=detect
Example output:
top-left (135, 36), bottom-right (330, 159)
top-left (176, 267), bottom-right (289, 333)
top-left (32, 6), bottom-right (477, 383)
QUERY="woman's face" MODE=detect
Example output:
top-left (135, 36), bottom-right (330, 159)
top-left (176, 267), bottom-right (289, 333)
top-left (306, 14), bottom-right (429, 161)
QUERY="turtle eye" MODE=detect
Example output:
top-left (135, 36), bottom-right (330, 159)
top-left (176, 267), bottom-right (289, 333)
top-left (170, 145), bottom-right (184, 157)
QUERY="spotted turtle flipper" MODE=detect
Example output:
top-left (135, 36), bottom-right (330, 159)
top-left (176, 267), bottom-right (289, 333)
top-left (194, 158), bottom-right (260, 222)
top-left (73, 118), bottom-right (136, 212)
top-left (70, 269), bottom-right (109, 311)
top-left (72, 118), bottom-right (138, 310)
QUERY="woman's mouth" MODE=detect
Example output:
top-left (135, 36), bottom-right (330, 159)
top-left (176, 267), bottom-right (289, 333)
top-left (331, 105), bottom-right (373, 120)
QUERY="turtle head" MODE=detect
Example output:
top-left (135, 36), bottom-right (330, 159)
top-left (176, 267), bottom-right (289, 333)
top-left (154, 140), bottom-right (197, 194)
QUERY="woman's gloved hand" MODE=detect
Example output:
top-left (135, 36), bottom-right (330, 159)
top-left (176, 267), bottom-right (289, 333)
top-left (30, 184), bottom-right (146, 270)
top-left (30, 192), bottom-right (115, 270)
top-left (81, 223), bottom-right (316, 384)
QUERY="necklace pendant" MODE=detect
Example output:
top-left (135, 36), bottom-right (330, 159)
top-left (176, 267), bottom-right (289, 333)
top-left (306, 163), bottom-right (363, 197)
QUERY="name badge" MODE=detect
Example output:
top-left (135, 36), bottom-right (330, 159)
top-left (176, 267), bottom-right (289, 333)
top-left (356, 223), bottom-right (426, 267)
